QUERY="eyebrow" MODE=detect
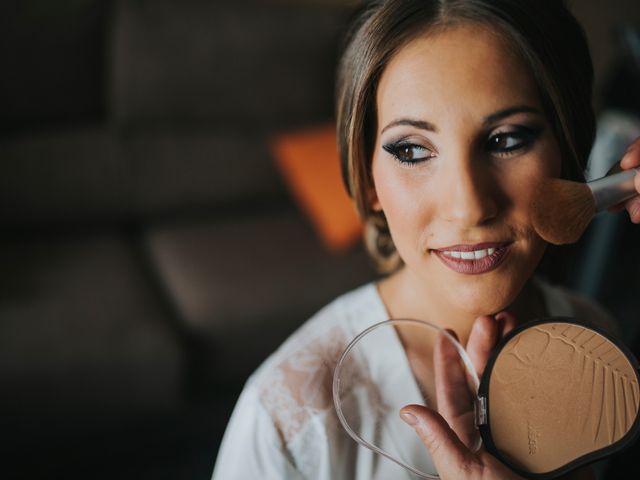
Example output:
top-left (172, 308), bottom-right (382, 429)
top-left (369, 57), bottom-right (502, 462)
top-left (380, 118), bottom-right (438, 135)
top-left (483, 105), bottom-right (542, 125)
top-left (380, 105), bottom-right (542, 135)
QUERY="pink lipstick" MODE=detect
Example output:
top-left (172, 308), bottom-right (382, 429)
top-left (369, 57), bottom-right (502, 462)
top-left (432, 242), bottom-right (511, 275)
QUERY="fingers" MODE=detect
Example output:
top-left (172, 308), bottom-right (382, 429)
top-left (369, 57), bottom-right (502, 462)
top-left (495, 311), bottom-right (517, 338)
top-left (435, 330), bottom-right (471, 415)
top-left (607, 203), bottom-right (627, 214)
top-left (622, 167), bottom-right (640, 223)
top-left (465, 312), bottom-right (517, 377)
top-left (466, 315), bottom-right (499, 378)
top-left (618, 137), bottom-right (640, 222)
top-left (400, 404), bottom-right (477, 478)
top-left (401, 313), bottom-right (525, 480)
top-left (434, 330), bottom-right (475, 444)
top-left (619, 136), bottom-right (640, 169)
top-left (625, 195), bottom-right (640, 223)
top-left (400, 405), bottom-right (527, 480)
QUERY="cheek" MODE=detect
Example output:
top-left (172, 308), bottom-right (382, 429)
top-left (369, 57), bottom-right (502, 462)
top-left (505, 149), bottom-right (562, 218)
top-left (372, 157), bottom-right (406, 217)
top-left (503, 150), bottom-right (560, 268)
top-left (372, 158), bottom-right (433, 246)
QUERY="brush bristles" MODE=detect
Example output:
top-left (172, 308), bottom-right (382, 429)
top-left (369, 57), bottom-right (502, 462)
top-left (532, 178), bottom-right (597, 245)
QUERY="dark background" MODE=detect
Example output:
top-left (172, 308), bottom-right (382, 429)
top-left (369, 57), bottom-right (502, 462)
top-left (1, 1), bottom-right (639, 479)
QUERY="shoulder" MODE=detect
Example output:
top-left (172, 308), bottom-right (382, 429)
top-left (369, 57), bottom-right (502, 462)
top-left (212, 381), bottom-right (304, 479)
top-left (246, 282), bottom-right (384, 445)
top-left (254, 281), bottom-right (383, 379)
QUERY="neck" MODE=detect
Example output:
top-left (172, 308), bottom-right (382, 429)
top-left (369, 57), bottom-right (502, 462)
top-left (376, 267), bottom-right (545, 347)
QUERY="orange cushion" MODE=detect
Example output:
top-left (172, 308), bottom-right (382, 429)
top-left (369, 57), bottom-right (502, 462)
top-left (271, 124), bottom-right (363, 252)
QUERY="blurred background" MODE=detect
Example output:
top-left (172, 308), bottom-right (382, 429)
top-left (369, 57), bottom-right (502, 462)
top-left (0, 1), bottom-right (639, 479)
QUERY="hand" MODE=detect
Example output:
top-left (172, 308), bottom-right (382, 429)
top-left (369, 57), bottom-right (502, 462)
top-left (400, 313), bottom-right (596, 480)
top-left (400, 313), bottom-right (523, 480)
top-left (431, 313), bottom-right (516, 450)
top-left (618, 136), bottom-right (640, 222)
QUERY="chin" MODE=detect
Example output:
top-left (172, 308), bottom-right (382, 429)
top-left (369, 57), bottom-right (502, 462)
top-left (454, 295), bottom-right (512, 318)
top-left (446, 274), bottom-right (523, 317)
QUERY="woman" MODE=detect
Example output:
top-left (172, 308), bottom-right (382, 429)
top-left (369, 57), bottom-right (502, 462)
top-left (212, 1), bottom-right (640, 478)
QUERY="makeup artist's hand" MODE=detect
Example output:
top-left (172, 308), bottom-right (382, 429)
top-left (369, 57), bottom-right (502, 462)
top-left (618, 136), bottom-right (640, 223)
top-left (400, 313), bottom-right (524, 480)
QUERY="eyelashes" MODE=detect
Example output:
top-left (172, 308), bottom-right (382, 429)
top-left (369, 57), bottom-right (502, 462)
top-left (382, 142), bottom-right (435, 166)
top-left (382, 125), bottom-right (544, 166)
top-left (484, 125), bottom-right (543, 156)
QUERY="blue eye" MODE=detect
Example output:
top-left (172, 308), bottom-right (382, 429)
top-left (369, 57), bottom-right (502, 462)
top-left (383, 142), bottom-right (434, 165)
top-left (486, 126), bottom-right (541, 156)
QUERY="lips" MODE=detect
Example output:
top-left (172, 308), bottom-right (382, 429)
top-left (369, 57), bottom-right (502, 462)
top-left (432, 242), bottom-right (511, 275)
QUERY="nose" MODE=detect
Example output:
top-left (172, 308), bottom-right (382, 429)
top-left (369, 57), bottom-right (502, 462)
top-left (437, 157), bottom-right (499, 227)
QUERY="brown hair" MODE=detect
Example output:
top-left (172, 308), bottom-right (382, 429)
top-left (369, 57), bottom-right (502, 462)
top-left (336, 0), bottom-right (595, 272)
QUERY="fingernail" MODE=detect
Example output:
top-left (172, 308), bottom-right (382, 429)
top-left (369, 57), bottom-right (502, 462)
top-left (401, 412), bottom-right (418, 426)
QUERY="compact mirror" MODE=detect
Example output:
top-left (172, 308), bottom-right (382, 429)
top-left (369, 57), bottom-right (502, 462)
top-left (332, 318), bottom-right (481, 479)
top-left (479, 318), bottom-right (640, 478)
top-left (333, 317), bottom-right (640, 479)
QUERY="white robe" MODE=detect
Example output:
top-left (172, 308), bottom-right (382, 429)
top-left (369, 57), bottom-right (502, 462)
top-left (212, 280), bottom-right (616, 480)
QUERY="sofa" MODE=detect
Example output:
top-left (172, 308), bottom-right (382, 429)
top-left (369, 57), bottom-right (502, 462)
top-left (1, 1), bottom-right (373, 478)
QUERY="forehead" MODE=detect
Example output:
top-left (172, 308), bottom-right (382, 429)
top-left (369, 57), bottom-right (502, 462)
top-left (376, 23), bottom-right (541, 125)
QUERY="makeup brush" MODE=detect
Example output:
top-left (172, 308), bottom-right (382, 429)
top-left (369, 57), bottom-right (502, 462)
top-left (532, 167), bottom-right (640, 245)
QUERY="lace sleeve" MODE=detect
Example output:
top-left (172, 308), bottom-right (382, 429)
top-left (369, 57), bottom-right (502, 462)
top-left (259, 324), bottom-right (350, 445)
top-left (221, 284), bottom-right (392, 479)
top-left (258, 324), bottom-right (397, 480)
top-left (212, 382), bottom-right (304, 480)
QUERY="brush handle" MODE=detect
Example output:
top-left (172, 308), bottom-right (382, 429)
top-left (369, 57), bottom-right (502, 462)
top-left (588, 167), bottom-right (640, 212)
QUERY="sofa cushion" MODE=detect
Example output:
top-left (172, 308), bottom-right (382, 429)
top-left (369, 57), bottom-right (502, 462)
top-left (0, 128), bottom-right (129, 225)
top-left (0, 127), bottom-right (287, 224)
top-left (125, 128), bottom-right (286, 215)
top-left (109, 0), bottom-right (351, 127)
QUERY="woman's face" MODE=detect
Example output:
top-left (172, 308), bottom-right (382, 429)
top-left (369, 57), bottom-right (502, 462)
top-left (371, 23), bottom-right (561, 316)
